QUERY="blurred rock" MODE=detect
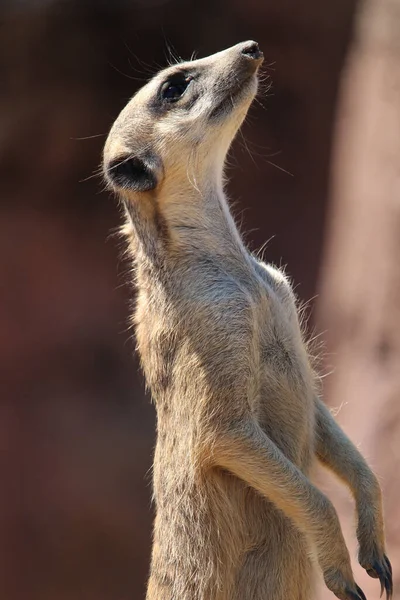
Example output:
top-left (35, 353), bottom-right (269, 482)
top-left (317, 0), bottom-right (400, 597)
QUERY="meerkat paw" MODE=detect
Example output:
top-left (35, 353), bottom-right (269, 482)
top-left (358, 546), bottom-right (393, 600)
top-left (323, 567), bottom-right (367, 600)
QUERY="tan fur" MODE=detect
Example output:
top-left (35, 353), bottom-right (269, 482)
top-left (103, 42), bottom-right (392, 600)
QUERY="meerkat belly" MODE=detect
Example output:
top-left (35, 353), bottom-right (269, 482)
top-left (151, 434), bottom-right (249, 599)
top-left (152, 445), bottom-right (300, 599)
top-left (151, 396), bottom-right (314, 598)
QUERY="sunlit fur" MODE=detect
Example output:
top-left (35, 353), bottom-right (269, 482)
top-left (103, 42), bottom-right (391, 600)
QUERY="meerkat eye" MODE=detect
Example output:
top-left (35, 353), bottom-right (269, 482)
top-left (161, 75), bottom-right (192, 103)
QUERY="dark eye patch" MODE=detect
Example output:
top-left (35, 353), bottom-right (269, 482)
top-left (160, 73), bottom-right (192, 103)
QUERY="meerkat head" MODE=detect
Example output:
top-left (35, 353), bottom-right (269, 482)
top-left (103, 41), bottom-right (263, 200)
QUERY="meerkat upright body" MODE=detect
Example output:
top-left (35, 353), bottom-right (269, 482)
top-left (103, 42), bottom-right (392, 600)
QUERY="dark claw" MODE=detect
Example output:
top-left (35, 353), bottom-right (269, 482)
top-left (356, 584), bottom-right (367, 600)
top-left (345, 584), bottom-right (367, 600)
top-left (384, 555), bottom-right (393, 600)
top-left (384, 555), bottom-right (392, 577)
top-left (368, 561), bottom-right (384, 596)
top-left (366, 557), bottom-right (393, 600)
top-left (384, 573), bottom-right (393, 600)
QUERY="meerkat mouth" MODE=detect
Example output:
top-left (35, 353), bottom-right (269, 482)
top-left (209, 74), bottom-right (257, 121)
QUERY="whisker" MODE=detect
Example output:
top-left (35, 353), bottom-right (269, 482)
top-left (163, 34), bottom-right (183, 65)
top-left (256, 235), bottom-right (276, 260)
top-left (107, 60), bottom-right (141, 82)
top-left (71, 133), bottom-right (106, 140)
top-left (79, 154), bottom-right (135, 184)
top-left (264, 160), bottom-right (294, 177)
top-left (122, 41), bottom-right (159, 75)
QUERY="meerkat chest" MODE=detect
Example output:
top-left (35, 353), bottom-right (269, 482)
top-left (134, 266), bottom-right (260, 402)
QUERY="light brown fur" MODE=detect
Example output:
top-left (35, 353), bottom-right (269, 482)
top-left (103, 42), bottom-right (392, 600)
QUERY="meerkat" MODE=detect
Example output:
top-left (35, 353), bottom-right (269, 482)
top-left (103, 41), bottom-right (393, 600)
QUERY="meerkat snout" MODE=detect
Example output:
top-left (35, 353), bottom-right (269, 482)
top-left (103, 41), bottom-right (264, 198)
top-left (241, 41), bottom-right (263, 60)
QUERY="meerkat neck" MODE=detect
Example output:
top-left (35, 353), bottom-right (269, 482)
top-left (126, 173), bottom-right (250, 272)
top-left (169, 185), bottom-right (245, 253)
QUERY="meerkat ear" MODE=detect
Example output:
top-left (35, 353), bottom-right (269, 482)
top-left (106, 153), bottom-right (161, 192)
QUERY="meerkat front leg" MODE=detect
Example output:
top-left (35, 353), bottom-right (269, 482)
top-left (315, 399), bottom-right (393, 599)
top-left (213, 419), bottom-right (367, 600)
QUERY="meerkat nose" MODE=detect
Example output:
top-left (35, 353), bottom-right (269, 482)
top-left (241, 41), bottom-right (263, 61)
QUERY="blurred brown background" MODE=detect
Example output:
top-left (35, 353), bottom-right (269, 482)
top-left (0, 0), bottom-right (398, 598)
